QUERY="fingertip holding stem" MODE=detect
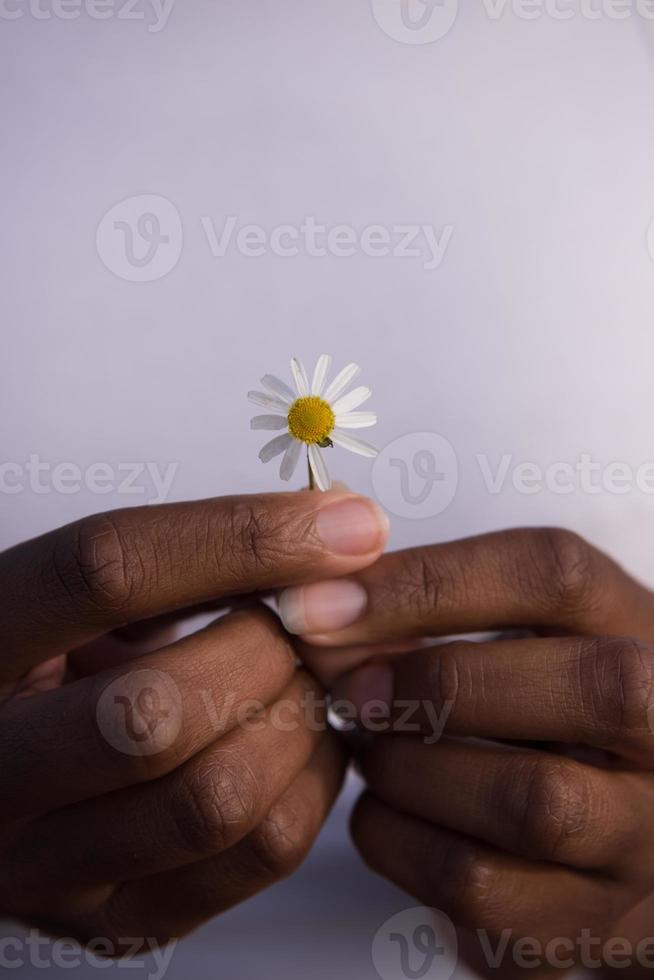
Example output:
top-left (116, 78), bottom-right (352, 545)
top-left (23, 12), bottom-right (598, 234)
top-left (314, 496), bottom-right (389, 556)
top-left (279, 492), bottom-right (388, 633)
top-left (279, 578), bottom-right (369, 635)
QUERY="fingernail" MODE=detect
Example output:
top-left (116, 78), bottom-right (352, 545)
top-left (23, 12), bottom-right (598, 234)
top-left (332, 664), bottom-right (394, 719)
top-left (278, 579), bottom-right (368, 635)
top-left (315, 497), bottom-right (389, 556)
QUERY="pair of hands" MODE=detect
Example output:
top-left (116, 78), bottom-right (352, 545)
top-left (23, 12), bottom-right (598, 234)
top-left (3, 489), bottom-right (654, 977)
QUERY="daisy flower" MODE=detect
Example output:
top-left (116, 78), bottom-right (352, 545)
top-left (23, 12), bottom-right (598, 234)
top-left (248, 355), bottom-right (378, 491)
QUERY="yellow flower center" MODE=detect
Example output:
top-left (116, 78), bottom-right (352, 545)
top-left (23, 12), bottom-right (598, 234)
top-left (287, 396), bottom-right (335, 445)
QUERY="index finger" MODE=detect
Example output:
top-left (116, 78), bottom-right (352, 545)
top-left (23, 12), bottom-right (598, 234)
top-left (0, 490), bottom-right (388, 680)
top-left (0, 607), bottom-right (298, 821)
top-left (335, 635), bottom-right (654, 766)
top-left (280, 527), bottom-right (654, 650)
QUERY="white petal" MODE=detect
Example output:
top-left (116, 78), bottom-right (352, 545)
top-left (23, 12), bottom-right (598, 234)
top-left (290, 357), bottom-right (310, 397)
top-left (259, 433), bottom-right (292, 463)
top-left (332, 386), bottom-right (372, 415)
top-left (280, 438), bottom-right (302, 481)
top-left (311, 354), bottom-right (332, 396)
top-left (248, 391), bottom-right (289, 413)
top-left (323, 362), bottom-right (361, 404)
top-left (308, 444), bottom-right (331, 491)
top-left (331, 429), bottom-right (378, 458)
top-left (250, 415), bottom-right (289, 431)
top-left (261, 374), bottom-right (295, 404)
top-left (334, 411), bottom-right (377, 429)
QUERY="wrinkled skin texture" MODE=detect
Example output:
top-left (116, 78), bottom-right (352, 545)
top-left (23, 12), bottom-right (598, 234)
top-left (0, 490), bottom-right (387, 951)
top-left (297, 528), bottom-right (654, 978)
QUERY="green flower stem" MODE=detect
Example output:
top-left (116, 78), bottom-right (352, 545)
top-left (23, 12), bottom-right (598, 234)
top-left (307, 449), bottom-right (315, 490)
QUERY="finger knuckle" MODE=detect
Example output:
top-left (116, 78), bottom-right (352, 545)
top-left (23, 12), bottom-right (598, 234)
top-left (431, 839), bottom-right (500, 932)
top-left (94, 668), bottom-right (184, 779)
top-left (349, 798), bottom-right (502, 934)
top-left (536, 527), bottom-right (601, 617)
top-left (248, 798), bottom-right (315, 879)
top-left (598, 637), bottom-right (654, 746)
top-left (379, 548), bottom-right (452, 626)
top-left (428, 643), bottom-right (463, 707)
top-left (210, 499), bottom-right (291, 581)
top-left (172, 754), bottom-right (258, 856)
top-left (223, 606), bottom-right (296, 673)
top-left (53, 512), bottom-right (145, 616)
top-left (511, 757), bottom-right (592, 863)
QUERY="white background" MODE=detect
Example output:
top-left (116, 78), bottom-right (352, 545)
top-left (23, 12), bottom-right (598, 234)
top-left (3, 2), bottom-right (654, 977)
